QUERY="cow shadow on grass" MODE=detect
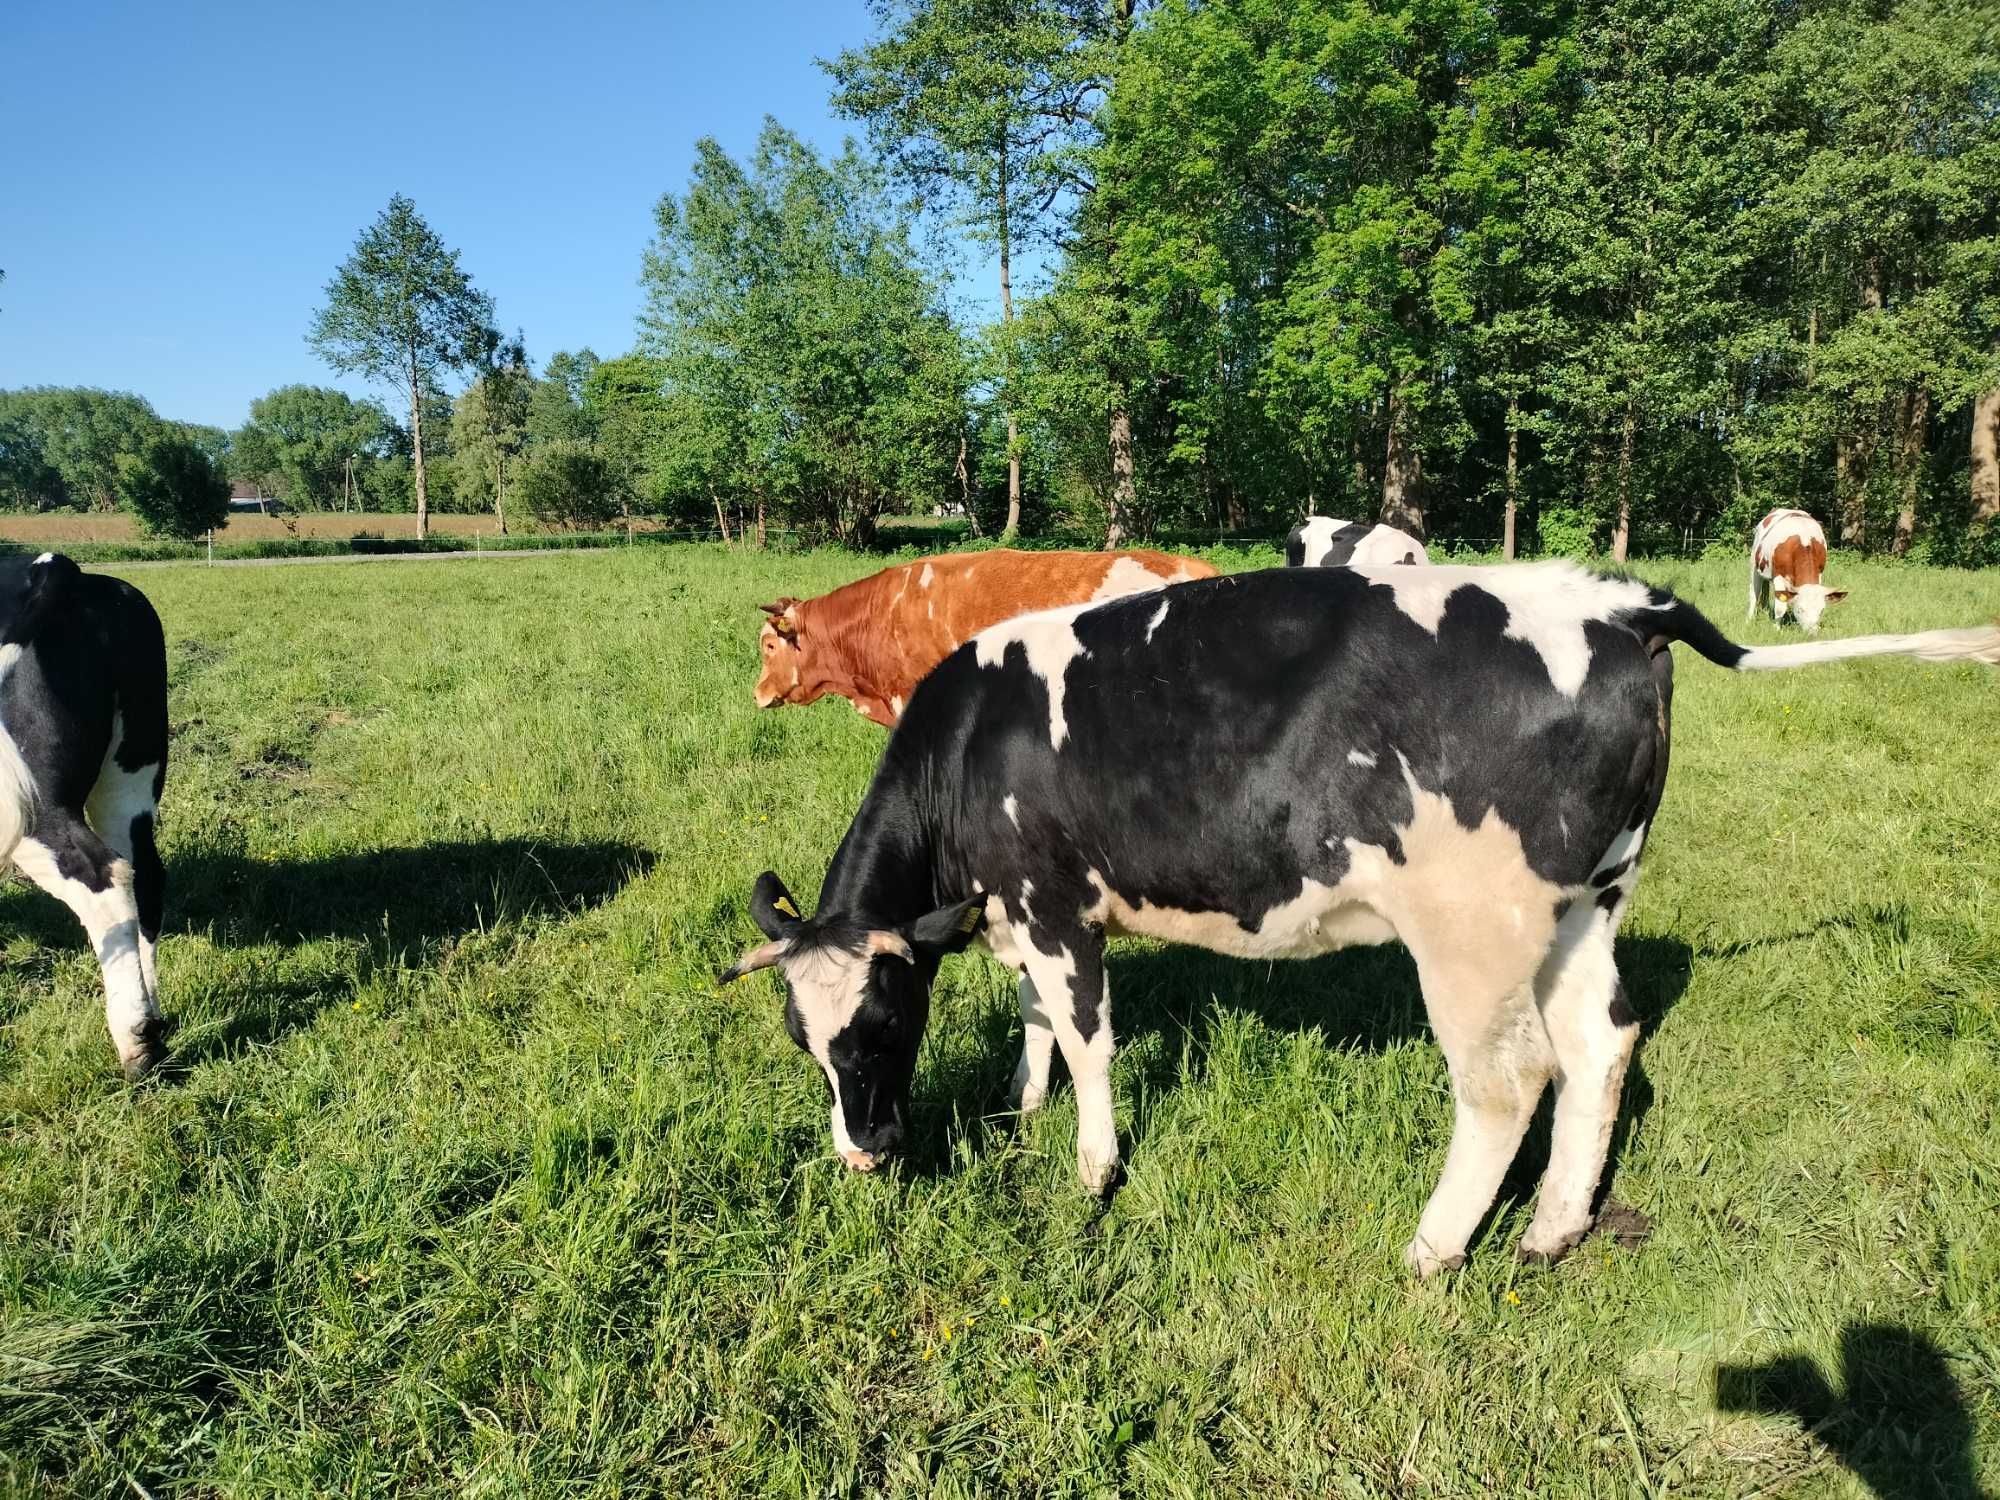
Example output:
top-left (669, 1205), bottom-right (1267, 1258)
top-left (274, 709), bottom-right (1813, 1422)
top-left (0, 837), bottom-right (654, 1067)
top-left (1716, 1322), bottom-right (1990, 1499)
top-left (908, 931), bottom-right (1695, 1222)
top-left (166, 837), bottom-right (655, 950)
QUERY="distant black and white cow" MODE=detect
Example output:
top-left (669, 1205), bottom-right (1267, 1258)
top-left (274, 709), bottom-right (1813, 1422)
top-left (1, 553), bottom-right (170, 1080)
top-left (722, 563), bottom-right (1999, 1274)
top-left (1285, 516), bottom-right (1429, 568)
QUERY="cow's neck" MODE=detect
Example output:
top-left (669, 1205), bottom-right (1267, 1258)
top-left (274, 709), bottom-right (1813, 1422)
top-left (817, 754), bottom-right (938, 929)
top-left (794, 597), bottom-right (882, 707)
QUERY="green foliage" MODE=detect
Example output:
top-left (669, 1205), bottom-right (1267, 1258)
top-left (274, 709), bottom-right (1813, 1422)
top-left (515, 441), bottom-right (621, 530)
top-left (450, 335), bottom-right (533, 525)
top-left (529, 348), bottom-right (601, 447)
top-left (0, 387), bottom-right (163, 511)
top-left (308, 195), bottom-right (496, 528)
top-left (639, 123), bottom-right (969, 540)
top-left (113, 429), bottom-right (230, 539)
top-left (234, 385), bottom-right (395, 508)
top-left (308, 196), bottom-right (496, 396)
top-left (978, 0), bottom-right (2000, 554)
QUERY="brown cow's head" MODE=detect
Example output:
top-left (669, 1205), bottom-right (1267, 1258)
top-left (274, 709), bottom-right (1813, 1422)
top-left (754, 599), bottom-right (804, 708)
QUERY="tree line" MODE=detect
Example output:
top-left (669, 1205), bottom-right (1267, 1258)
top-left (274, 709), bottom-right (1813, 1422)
top-left (6, 0), bottom-right (1997, 558)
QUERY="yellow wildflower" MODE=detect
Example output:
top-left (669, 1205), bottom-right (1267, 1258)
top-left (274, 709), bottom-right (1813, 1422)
top-left (1505, 1290), bottom-right (1522, 1307)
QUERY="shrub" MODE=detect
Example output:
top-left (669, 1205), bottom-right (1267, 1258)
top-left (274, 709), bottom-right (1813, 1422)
top-left (517, 443), bottom-right (620, 531)
top-left (115, 431), bottom-right (230, 540)
top-left (871, 514), bottom-right (975, 550)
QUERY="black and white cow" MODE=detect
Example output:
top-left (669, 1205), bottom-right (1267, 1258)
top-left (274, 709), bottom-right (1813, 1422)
top-left (1, 553), bottom-right (170, 1079)
top-left (722, 562), bottom-right (1999, 1274)
top-left (1285, 516), bottom-right (1428, 568)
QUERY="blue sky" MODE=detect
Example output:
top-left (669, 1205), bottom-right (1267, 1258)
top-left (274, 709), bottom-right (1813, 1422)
top-left (1, 0), bottom-right (999, 428)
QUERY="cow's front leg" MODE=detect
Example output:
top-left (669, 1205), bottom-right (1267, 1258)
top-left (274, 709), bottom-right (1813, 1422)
top-left (1018, 933), bottom-right (1118, 1194)
top-left (1009, 971), bottom-right (1058, 1115)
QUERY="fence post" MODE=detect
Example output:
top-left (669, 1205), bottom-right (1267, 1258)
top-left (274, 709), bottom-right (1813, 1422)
top-left (207, 529), bottom-right (213, 565)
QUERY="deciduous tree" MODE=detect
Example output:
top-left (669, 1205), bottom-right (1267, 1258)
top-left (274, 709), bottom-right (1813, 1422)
top-left (308, 195), bottom-right (496, 538)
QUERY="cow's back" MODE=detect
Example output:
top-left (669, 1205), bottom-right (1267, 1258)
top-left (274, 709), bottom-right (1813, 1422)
top-left (1752, 509), bottom-right (1827, 586)
top-left (909, 565), bottom-right (1665, 906)
top-left (871, 548), bottom-right (1214, 704)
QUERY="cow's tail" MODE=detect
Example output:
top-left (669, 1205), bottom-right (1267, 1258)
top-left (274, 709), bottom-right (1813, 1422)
top-left (0, 553), bottom-right (73, 863)
top-left (1629, 591), bottom-right (2000, 672)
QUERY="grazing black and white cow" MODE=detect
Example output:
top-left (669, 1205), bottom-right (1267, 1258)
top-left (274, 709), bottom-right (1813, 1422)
top-left (722, 563), bottom-right (1999, 1274)
top-left (1, 552), bottom-right (170, 1079)
top-left (1285, 515), bottom-right (1429, 568)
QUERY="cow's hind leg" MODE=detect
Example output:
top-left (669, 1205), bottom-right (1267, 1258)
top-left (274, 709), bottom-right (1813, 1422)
top-left (1519, 899), bottom-right (1637, 1262)
top-left (1015, 931), bottom-right (1117, 1194)
top-left (12, 809), bottom-right (165, 1080)
top-left (86, 749), bottom-right (165, 1010)
top-left (1404, 956), bottom-right (1555, 1277)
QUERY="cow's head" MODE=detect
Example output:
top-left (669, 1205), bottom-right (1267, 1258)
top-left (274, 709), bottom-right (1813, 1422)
top-left (1776, 582), bottom-right (1848, 633)
top-left (753, 599), bottom-right (804, 708)
top-left (720, 871), bottom-right (985, 1169)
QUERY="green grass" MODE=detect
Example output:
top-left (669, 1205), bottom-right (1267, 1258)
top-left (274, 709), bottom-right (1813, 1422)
top-left (1, 545), bottom-right (1995, 1497)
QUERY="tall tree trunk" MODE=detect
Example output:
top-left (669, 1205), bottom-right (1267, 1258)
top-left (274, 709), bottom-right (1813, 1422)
top-left (1101, 0), bottom-right (1137, 552)
top-left (408, 367), bottom-right (429, 541)
top-left (1839, 416), bottom-right (1879, 549)
top-left (755, 496), bottom-right (767, 550)
top-left (1837, 259), bottom-right (1888, 548)
top-left (1972, 373), bottom-right (2000, 524)
top-left (1105, 398), bottom-right (1134, 550)
top-left (1380, 384), bottom-right (1424, 537)
top-left (1503, 396), bottom-right (1520, 560)
top-left (997, 143), bottom-right (1023, 539)
top-left (1610, 396), bottom-right (1636, 563)
top-left (712, 489), bottom-right (732, 544)
top-left (1892, 383), bottom-right (1928, 556)
top-left (494, 453), bottom-right (507, 536)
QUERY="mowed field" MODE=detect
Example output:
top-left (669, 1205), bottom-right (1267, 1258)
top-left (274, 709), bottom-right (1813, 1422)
top-left (2, 546), bottom-right (1996, 1497)
top-left (0, 511), bottom-right (505, 545)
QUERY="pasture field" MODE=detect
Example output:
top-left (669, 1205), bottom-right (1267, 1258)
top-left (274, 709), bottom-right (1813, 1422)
top-left (2, 546), bottom-right (1996, 1497)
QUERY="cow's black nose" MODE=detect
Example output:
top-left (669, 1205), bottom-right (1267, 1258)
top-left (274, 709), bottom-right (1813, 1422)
top-left (864, 1120), bottom-right (905, 1157)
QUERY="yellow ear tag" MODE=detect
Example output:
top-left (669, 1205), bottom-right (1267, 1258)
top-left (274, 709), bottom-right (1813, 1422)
top-left (959, 903), bottom-right (983, 933)
top-left (773, 896), bottom-right (800, 919)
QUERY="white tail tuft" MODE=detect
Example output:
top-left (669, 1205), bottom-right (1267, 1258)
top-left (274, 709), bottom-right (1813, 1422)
top-left (0, 643), bottom-right (38, 864)
top-left (1735, 623), bottom-right (2000, 673)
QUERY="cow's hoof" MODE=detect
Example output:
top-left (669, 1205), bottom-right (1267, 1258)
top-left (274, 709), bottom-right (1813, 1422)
top-left (839, 1148), bottom-right (879, 1172)
top-left (1517, 1225), bottom-right (1588, 1266)
top-left (1403, 1242), bottom-right (1466, 1279)
top-left (1078, 1157), bottom-right (1123, 1198)
top-left (121, 1044), bottom-right (168, 1083)
top-left (120, 1018), bottom-right (172, 1082)
top-left (1008, 1085), bottom-right (1048, 1116)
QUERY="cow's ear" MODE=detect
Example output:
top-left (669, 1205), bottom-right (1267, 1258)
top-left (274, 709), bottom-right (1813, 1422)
top-left (1773, 586), bottom-right (1795, 600)
top-left (750, 871), bottom-right (808, 940)
top-left (1824, 589), bottom-right (1849, 604)
top-left (759, 599), bottom-right (800, 638)
top-left (911, 895), bottom-right (986, 957)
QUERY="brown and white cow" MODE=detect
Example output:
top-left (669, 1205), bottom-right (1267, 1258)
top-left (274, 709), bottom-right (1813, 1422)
top-left (1750, 509), bottom-right (1846, 632)
top-left (754, 548), bottom-right (1218, 727)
